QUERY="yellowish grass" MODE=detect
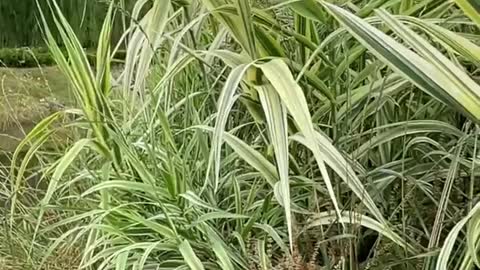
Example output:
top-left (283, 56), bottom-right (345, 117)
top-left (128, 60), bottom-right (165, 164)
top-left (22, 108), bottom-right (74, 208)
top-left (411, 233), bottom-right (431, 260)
top-left (0, 67), bottom-right (71, 151)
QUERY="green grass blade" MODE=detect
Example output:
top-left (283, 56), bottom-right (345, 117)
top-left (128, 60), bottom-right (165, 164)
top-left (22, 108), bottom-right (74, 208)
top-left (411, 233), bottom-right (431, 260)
top-left (257, 58), bottom-right (343, 224)
top-left (235, 0), bottom-right (256, 58)
top-left (309, 211), bottom-right (414, 251)
top-left (401, 16), bottom-right (480, 64)
top-left (198, 126), bottom-right (278, 187)
top-left (377, 9), bottom-right (480, 120)
top-left (323, 3), bottom-right (480, 122)
top-left (453, 0), bottom-right (480, 26)
top-left (179, 240), bottom-right (205, 270)
top-left (257, 84), bottom-right (292, 250)
top-left (436, 202), bottom-right (480, 270)
top-left (206, 226), bottom-right (235, 270)
top-left (210, 64), bottom-right (251, 191)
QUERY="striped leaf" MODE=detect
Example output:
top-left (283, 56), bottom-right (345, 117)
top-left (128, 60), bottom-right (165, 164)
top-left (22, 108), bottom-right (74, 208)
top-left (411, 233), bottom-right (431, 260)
top-left (400, 16), bottom-right (480, 64)
top-left (198, 126), bottom-right (278, 187)
top-left (308, 211), bottom-right (414, 251)
top-left (179, 240), bottom-right (205, 270)
top-left (377, 9), bottom-right (480, 120)
top-left (257, 84), bottom-right (292, 250)
top-left (210, 64), bottom-right (251, 191)
top-left (235, 0), bottom-right (256, 58)
top-left (437, 202), bottom-right (480, 270)
top-left (323, 3), bottom-right (480, 122)
top-left (453, 0), bottom-right (480, 26)
top-left (291, 131), bottom-right (388, 227)
top-left (257, 58), bottom-right (344, 234)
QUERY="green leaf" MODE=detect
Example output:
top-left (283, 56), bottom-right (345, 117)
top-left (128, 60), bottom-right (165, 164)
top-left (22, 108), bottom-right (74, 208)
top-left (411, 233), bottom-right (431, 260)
top-left (181, 191), bottom-right (218, 211)
top-left (308, 211), bottom-right (414, 251)
top-left (118, 211), bottom-right (176, 239)
top-left (138, 242), bottom-right (162, 269)
top-left (437, 202), bottom-right (480, 270)
top-left (8, 111), bottom-right (64, 222)
top-left (206, 227), bottom-right (235, 270)
top-left (96, 0), bottom-right (114, 95)
top-left (210, 64), bottom-right (251, 191)
top-left (291, 130), bottom-right (389, 228)
top-left (195, 212), bottom-right (249, 225)
top-left (198, 126), bottom-right (278, 187)
top-left (467, 209), bottom-right (480, 268)
top-left (115, 252), bottom-right (128, 270)
top-left (129, 0), bottom-right (171, 93)
top-left (288, 0), bottom-right (326, 22)
top-left (201, 0), bottom-right (252, 57)
top-left (236, 0), bottom-right (256, 57)
top-left (323, 3), bottom-right (480, 122)
top-left (179, 240), bottom-right (205, 270)
top-left (400, 16), bottom-right (480, 64)
top-left (351, 120), bottom-right (464, 158)
top-left (38, 0), bottom-right (109, 145)
top-left (256, 58), bottom-right (343, 230)
top-left (377, 9), bottom-right (480, 120)
top-left (82, 180), bottom-right (164, 200)
top-left (429, 144), bottom-right (464, 249)
top-left (257, 84), bottom-right (292, 250)
top-left (257, 239), bottom-right (270, 270)
top-left (453, 0), bottom-right (480, 26)
top-left (254, 224), bottom-right (288, 252)
top-left (43, 138), bottom-right (92, 206)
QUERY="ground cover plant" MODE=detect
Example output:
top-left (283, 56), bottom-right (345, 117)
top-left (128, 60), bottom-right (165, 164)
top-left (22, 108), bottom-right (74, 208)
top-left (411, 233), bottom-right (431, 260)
top-left (1, 0), bottom-right (480, 269)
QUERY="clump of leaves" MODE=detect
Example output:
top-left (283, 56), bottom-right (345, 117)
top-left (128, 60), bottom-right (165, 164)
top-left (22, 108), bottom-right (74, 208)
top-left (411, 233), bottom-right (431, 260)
top-left (3, 0), bottom-right (480, 270)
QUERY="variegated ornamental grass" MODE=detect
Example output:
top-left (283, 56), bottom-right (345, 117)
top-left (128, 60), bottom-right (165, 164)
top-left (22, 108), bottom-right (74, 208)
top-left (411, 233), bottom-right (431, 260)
top-left (2, 0), bottom-right (480, 269)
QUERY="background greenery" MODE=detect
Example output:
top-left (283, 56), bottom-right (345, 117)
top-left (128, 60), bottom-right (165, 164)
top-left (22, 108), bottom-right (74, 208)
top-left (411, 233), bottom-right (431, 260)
top-left (1, 0), bottom-right (480, 270)
top-left (0, 0), bottom-right (133, 48)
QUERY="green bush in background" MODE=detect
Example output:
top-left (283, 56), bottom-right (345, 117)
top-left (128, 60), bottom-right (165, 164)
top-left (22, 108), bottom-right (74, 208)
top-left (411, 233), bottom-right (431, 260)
top-left (4, 0), bottom-right (480, 269)
top-left (0, 0), bottom-right (132, 48)
top-left (0, 0), bottom-right (132, 67)
top-left (0, 48), bottom-right (55, 67)
top-left (0, 47), bottom-right (126, 67)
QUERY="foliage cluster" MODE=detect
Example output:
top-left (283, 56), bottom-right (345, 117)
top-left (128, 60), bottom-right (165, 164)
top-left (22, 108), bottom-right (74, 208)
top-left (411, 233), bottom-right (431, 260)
top-left (2, 0), bottom-right (480, 269)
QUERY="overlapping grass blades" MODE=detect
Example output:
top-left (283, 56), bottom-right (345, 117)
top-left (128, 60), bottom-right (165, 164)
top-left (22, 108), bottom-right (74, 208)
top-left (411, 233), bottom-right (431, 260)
top-left (3, 0), bottom-right (480, 269)
top-left (322, 2), bottom-right (480, 122)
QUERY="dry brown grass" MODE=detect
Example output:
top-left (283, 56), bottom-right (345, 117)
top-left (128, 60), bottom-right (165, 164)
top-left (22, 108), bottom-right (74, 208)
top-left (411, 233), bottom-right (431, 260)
top-left (0, 246), bottom-right (81, 270)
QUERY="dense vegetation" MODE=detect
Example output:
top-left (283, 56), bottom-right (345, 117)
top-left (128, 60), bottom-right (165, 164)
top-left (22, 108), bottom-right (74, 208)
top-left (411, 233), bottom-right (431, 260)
top-left (1, 0), bottom-right (480, 269)
top-left (0, 47), bottom-right (127, 67)
top-left (0, 0), bottom-right (134, 48)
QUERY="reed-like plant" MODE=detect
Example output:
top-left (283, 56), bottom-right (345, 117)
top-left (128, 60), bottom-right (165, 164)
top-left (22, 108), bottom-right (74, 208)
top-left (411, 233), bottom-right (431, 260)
top-left (2, 0), bottom-right (480, 269)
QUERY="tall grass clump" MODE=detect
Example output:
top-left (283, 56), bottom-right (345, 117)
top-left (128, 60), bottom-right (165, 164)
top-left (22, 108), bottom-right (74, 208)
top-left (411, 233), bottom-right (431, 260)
top-left (2, 0), bottom-right (480, 269)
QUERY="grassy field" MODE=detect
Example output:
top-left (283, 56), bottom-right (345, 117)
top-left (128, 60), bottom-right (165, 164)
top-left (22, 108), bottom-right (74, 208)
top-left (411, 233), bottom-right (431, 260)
top-left (0, 67), bottom-right (71, 151)
top-left (2, 0), bottom-right (480, 269)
